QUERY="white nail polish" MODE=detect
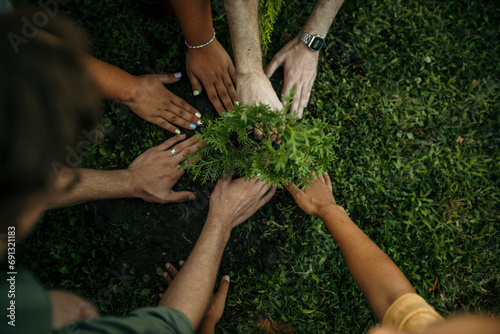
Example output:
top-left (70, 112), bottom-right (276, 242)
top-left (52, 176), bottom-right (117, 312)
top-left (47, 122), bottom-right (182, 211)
top-left (174, 72), bottom-right (182, 78)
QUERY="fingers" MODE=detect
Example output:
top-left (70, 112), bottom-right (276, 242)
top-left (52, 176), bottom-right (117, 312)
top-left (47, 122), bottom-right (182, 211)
top-left (170, 95), bottom-right (202, 124)
top-left (284, 182), bottom-right (300, 198)
top-left (187, 72), bottom-right (203, 97)
top-left (324, 172), bottom-right (333, 192)
top-left (171, 139), bottom-right (200, 164)
top-left (296, 85), bottom-right (308, 118)
top-left (162, 109), bottom-right (198, 131)
top-left (258, 185), bottom-right (277, 208)
top-left (229, 62), bottom-right (238, 88)
top-left (168, 136), bottom-right (199, 154)
top-left (155, 73), bottom-right (182, 85)
top-left (289, 84), bottom-right (303, 117)
top-left (155, 134), bottom-right (187, 151)
top-left (163, 263), bottom-right (179, 285)
top-left (254, 128), bottom-right (263, 140)
top-left (214, 275), bottom-right (230, 306)
top-left (168, 190), bottom-right (196, 203)
top-left (153, 117), bottom-right (182, 135)
top-left (219, 72), bottom-right (236, 102)
top-left (265, 54), bottom-right (283, 79)
top-left (298, 79), bottom-right (314, 118)
top-left (216, 172), bottom-right (233, 189)
top-left (205, 83), bottom-right (226, 115)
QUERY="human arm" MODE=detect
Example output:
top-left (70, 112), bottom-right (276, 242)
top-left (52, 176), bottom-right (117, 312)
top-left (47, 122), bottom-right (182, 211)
top-left (170, 0), bottom-right (237, 114)
top-left (162, 261), bottom-right (230, 334)
top-left (285, 173), bottom-right (415, 321)
top-left (85, 56), bottom-right (201, 134)
top-left (158, 176), bottom-right (276, 329)
top-left (223, 0), bottom-right (283, 139)
top-left (45, 135), bottom-right (199, 209)
top-left (265, 0), bottom-right (345, 117)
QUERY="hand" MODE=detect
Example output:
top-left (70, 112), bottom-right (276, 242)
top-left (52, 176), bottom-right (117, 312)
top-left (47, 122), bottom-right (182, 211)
top-left (186, 39), bottom-right (237, 114)
top-left (161, 261), bottom-right (230, 333)
top-left (285, 172), bottom-right (337, 218)
top-left (237, 72), bottom-right (283, 142)
top-left (208, 175), bottom-right (276, 229)
top-left (265, 37), bottom-right (319, 118)
top-left (123, 74), bottom-right (202, 134)
top-left (48, 290), bottom-right (98, 330)
top-left (127, 134), bottom-right (199, 203)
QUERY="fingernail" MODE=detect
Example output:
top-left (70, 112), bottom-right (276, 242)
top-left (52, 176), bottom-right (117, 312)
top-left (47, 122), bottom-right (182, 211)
top-left (223, 275), bottom-right (230, 282)
top-left (195, 112), bottom-right (202, 118)
top-left (193, 90), bottom-right (200, 96)
top-left (175, 129), bottom-right (181, 135)
top-left (197, 120), bottom-right (202, 126)
top-left (163, 272), bottom-right (167, 277)
top-left (174, 72), bottom-right (182, 78)
top-left (189, 124), bottom-right (196, 130)
top-left (188, 194), bottom-right (195, 200)
top-left (221, 112), bottom-right (226, 117)
top-left (180, 133), bottom-right (186, 138)
top-left (165, 263), bottom-right (170, 269)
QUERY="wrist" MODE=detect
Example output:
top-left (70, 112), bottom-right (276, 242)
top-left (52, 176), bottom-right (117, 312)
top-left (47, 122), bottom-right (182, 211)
top-left (205, 211), bottom-right (233, 240)
top-left (317, 203), bottom-right (345, 220)
top-left (122, 169), bottom-right (138, 199)
top-left (297, 28), bottom-right (325, 52)
top-left (236, 68), bottom-right (265, 78)
top-left (185, 28), bottom-right (216, 49)
top-left (120, 74), bottom-right (143, 103)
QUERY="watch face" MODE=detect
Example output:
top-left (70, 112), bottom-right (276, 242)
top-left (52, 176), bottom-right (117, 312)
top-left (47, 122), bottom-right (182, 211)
top-left (309, 37), bottom-right (324, 51)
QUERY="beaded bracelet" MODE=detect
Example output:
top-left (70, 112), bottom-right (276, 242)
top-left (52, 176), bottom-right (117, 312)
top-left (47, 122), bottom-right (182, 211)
top-left (185, 29), bottom-right (216, 49)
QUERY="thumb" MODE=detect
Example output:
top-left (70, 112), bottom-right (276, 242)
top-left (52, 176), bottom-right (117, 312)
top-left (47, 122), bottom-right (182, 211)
top-left (169, 191), bottom-right (196, 203)
top-left (155, 73), bottom-right (183, 85)
top-left (264, 55), bottom-right (283, 78)
top-left (215, 276), bottom-right (230, 302)
top-left (187, 72), bottom-right (203, 96)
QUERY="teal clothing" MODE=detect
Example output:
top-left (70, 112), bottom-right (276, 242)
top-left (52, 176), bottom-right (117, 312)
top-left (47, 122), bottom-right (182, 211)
top-left (56, 307), bottom-right (194, 334)
top-left (1, 269), bottom-right (194, 334)
top-left (1, 269), bottom-right (52, 334)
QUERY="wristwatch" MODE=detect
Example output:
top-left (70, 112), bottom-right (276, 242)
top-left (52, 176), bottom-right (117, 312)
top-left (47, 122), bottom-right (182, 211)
top-left (297, 28), bottom-right (325, 52)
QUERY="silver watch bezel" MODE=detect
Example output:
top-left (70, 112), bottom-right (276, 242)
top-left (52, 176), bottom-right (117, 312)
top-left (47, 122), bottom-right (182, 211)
top-left (298, 29), bottom-right (325, 52)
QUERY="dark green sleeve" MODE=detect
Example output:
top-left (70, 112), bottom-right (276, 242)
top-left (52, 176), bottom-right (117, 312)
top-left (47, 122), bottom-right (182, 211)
top-left (0, 269), bottom-right (52, 334)
top-left (57, 307), bottom-right (194, 334)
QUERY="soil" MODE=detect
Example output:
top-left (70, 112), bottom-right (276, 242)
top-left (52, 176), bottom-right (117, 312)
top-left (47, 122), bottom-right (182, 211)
top-left (86, 188), bottom-right (290, 279)
top-left (85, 73), bottom-right (294, 279)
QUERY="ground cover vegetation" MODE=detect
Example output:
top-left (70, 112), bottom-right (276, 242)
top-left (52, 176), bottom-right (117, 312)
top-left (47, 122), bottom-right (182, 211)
top-left (10, 0), bottom-right (500, 332)
top-left (185, 100), bottom-right (338, 187)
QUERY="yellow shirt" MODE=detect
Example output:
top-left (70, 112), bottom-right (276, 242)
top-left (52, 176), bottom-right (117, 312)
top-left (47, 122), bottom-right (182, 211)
top-left (382, 293), bottom-right (444, 332)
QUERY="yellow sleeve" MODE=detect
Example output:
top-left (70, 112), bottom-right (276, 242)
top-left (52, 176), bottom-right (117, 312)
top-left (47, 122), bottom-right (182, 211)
top-left (382, 293), bottom-right (444, 333)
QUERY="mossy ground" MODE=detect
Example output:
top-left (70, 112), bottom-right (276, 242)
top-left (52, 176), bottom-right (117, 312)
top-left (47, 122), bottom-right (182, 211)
top-left (10, 0), bottom-right (500, 332)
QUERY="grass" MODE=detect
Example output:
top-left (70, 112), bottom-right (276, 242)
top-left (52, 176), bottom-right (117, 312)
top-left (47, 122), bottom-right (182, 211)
top-left (15, 0), bottom-right (500, 333)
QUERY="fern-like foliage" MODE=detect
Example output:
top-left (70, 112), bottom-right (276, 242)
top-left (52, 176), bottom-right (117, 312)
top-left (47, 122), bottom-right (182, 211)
top-left (185, 101), bottom-right (338, 189)
top-left (259, 0), bottom-right (284, 55)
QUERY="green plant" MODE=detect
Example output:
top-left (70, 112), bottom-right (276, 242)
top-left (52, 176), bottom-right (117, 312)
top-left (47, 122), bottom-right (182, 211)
top-left (259, 0), bottom-right (284, 55)
top-left (185, 101), bottom-right (338, 188)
